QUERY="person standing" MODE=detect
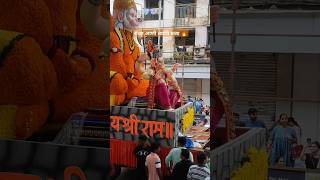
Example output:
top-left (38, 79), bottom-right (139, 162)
top-left (170, 149), bottom-right (194, 180)
top-left (244, 108), bottom-right (266, 128)
top-left (145, 142), bottom-right (162, 180)
top-left (288, 117), bottom-right (303, 166)
top-left (269, 113), bottom-right (297, 167)
top-left (165, 137), bottom-right (194, 171)
top-left (187, 152), bottom-right (210, 180)
top-left (134, 135), bottom-right (150, 180)
top-left (194, 98), bottom-right (201, 114)
top-left (288, 117), bottom-right (302, 145)
top-left (187, 96), bottom-right (193, 103)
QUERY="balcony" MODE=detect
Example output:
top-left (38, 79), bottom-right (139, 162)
top-left (175, 4), bottom-right (197, 19)
top-left (158, 46), bottom-right (210, 64)
top-left (174, 5), bottom-right (210, 27)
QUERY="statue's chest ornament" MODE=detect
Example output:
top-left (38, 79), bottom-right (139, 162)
top-left (124, 31), bottom-right (135, 52)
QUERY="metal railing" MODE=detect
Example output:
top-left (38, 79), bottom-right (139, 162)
top-left (175, 4), bottom-right (197, 18)
top-left (210, 128), bottom-right (267, 180)
top-left (139, 45), bottom-right (210, 64)
top-left (138, 5), bottom-right (210, 28)
top-left (150, 51), bottom-right (210, 64)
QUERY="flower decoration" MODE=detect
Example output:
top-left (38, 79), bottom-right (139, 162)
top-left (181, 107), bottom-right (195, 134)
top-left (231, 147), bottom-right (268, 180)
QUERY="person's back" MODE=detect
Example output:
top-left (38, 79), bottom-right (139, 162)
top-left (145, 142), bottom-right (162, 180)
top-left (166, 137), bottom-right (194, 169)
top-left (171, 149), bottom-right (193, 180)
top-left (194, 101), bottom-right (201, 114)
top-left (187, 164), bottom-right (210, 180)
top-left (187, 152), bottom-right (210, 180)
top-left (245, 119), bottom-right (266, 128)
top-left (134, 136), bottom-right (150, 179)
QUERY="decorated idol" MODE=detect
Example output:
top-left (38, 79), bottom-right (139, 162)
top-left (80, 0), bottom-right (149, 106)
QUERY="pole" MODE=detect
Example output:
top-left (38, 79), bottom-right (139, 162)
top-left (230, 0), bottom-right (238, 97)
top-left (144, 33), bottom-right (147, 70)
top-left (290, 53), bottom-right (295, 117)
top-left (158, 0), bottom-right (162, 48)
top-left (182, 52), bottom-right (185, 95)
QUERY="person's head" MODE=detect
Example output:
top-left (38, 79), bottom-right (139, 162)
top-left (150, 142), bottom-right (161, 153)
top-left (310, 141), bottom-right (320, 153)
top-left (307, 138), bottom-right (312, 145)
top-left (138, 135), bottom-right (147, 146)
top-left (233, 113), bottom-right (240, 121)
top-left (279, 113), bottom-right (288, 126)
top-left (248, 108), bottom-right (258, 121)
top-left (288, 117), bottom-right (299, 127)
top-left (178, 136), bottom-right (187, 147)
top-left (180, 149), bottom-right (190, 160)
top-left (203, 116), bottom-right (209, 125)
top-left (197, 152), bottom-right (208, 165)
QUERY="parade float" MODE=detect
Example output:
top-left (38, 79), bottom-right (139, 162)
top-left (105, 0), bottom-right (210, 171)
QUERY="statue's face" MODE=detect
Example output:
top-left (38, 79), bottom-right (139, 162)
top-left (123, 7), bottom-right (139, 30)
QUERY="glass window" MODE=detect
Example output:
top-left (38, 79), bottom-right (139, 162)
top-left (175, 30), bottom-right (195, 46)
top-left (144, 0), bottom-right (163, 20)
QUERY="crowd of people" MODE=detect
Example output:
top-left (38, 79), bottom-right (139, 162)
top-left (133, 136), bottom-right (210, 180)
top-left (234, 108), bottom-right (320, 170)
top-left (186, 96), bottom-right (210, 116)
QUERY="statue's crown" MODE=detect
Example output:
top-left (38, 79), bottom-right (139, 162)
top-left (113, 0), bottom-right (137, 11)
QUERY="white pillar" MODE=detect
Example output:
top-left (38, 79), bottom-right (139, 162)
top-left (195, 26), bottom-right (208, 47)
top-left (162, 0), bottom-right (176, 59)
top-left (201, 79), bottom-right (210, 106)
top-left (195, 0), bottom-right (209, 48)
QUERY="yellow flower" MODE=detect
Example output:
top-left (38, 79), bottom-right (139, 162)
top-left (181, 107), bottom-right (195, 134)
top-left (231, 147), bottom-right (268, 180)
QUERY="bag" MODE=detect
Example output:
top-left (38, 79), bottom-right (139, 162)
top-left (292, 144), bottom-right (303, 159)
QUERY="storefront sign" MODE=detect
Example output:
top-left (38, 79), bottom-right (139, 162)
top-left (110, 114), bottom-right (174, 139)
top-left (134, 31), bottom-right (181, 37)
top-left (175, 17), bottom-right (209, 27)
top-left (268, 168), bottom-right (305, 180)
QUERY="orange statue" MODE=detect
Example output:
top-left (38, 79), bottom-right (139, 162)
top-left (80, 0), bottom-right (149, 106)
top-left (112, 0), bottom-right (149, 102)
top-left (0, 0), bottom-right (58, 138)
top-left (0, 0), bottom-right (108, 138)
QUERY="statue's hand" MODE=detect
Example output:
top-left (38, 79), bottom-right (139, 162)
top-left (155, 71), bottom-right (163, 80)
top-left (137, 53), bottom-right (149, 63)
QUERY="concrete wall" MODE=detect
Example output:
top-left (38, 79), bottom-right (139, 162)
top-left (276, 53), bottom-right (320, 143)
top-left (173, 64), bottom-right (210, 79)
top-left (292, 54), bottom-right (320, 143)
top-left (215, 11), bottom-right (320, 53)
top-left (202, 79), bottom-right (210, 106)
top-left (177, 78), bottom-right (210, 106)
